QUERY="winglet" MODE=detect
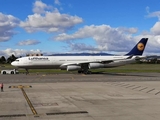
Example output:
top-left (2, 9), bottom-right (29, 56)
top-left (126, 38), bottom-right (148, 55)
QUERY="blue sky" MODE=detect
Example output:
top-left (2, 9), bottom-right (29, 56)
top-left (0, 0), bottom-right (160, 57)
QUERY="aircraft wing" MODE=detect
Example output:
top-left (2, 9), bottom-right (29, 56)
top-left (60, 55), bottom-right (133, 67)
top-left (60, 60), bottom-right (113, 67)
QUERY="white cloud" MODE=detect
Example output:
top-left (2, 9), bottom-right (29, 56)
top-left (146, 9), bottom-right (160, 34)
top-left (33, 0), bottom-right (53, 14)
top-left (133, 34), bottom-right (160, 54)
top-left (146, 10), bottom-right (160, 35)
top-left (20, 1), bottom-right (83, 33)
top-left (117, 27), bottom-right (138, 34)
top-left (54, 0), bottom-right (61, 5)
top-left (0, 13), bottom-right (20, 42)
top-left (151, 22), bottom-right (160, 35)
top-left (1, 1), bottom-right (160, 56)
top-left (54, 25), bottom-right (138, 52)
top-left (17, 39), bottom-right (41, 46)
top-left (147, 11), bottom-right (160, 20)
top-left (0, 48), bottom-right (42, 57)
top-left (64, 42), bottom-right (98, 52)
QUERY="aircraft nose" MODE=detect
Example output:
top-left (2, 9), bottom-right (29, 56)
top-left (11, 61), bottom-right (16, 66)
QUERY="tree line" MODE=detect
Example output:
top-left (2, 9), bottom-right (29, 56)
top-left (0, 54), bottom-right (17, 64)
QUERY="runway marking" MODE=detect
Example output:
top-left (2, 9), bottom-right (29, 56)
top-left (9, 85), bottom-right (32, 88)
top-left (21, 88), bottom-right (38, 116)
top-left (121, 84), bottom-right (130, 87)
top-left (146, 89), bottom-right (155, 93)
top-left (155, 91), bottom-right (160, 95)
top-left (46, 111), bottom-right (88, 115)
top-left (9, 85), bottom-right (38, 116)
top-left (0, 114), bottom-right (26, 118)
top-left (126, 85), bottom-right (135, 88)
top-left (7, 85), bottom-right (89, 117)
top-left (139, 87), bottom-right (148, 91)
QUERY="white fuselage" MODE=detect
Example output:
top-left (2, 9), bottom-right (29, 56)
top-left (11, 55), bottom-right (136, 70)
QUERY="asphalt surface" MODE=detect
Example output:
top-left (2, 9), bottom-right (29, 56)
top-left (0, 73), bottom-right (160, 120)
top-left (0, 72), bottom-right (160, 83)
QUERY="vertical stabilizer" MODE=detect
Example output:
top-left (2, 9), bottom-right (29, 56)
top-left (126, 38), bottom-right (148, 55)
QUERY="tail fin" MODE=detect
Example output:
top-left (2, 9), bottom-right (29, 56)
top-left (126, 38), bottom-right (148, 55)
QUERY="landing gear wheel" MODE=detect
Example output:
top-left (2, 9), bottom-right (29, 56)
top-left (78, 70), bottom-right (83, 73)
top-left (83, 70), bottom-right (92, 74)
top-left (78, 70), bottom-right (92, 74)
top-left (11, 71), bottom-right (14, 74)
top-left (3, 71), bottom-right (6, 74)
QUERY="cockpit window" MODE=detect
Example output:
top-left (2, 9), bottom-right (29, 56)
top-left (15, 60), bottom-right (19, 62)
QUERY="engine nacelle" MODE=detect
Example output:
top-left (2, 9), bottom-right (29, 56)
top-left (67, 65), bottom-right (81, 71)
top-left (89, 63), bottom-right (105, 69)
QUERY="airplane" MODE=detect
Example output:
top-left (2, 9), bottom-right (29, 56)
top-left (11, 38), bottom-right (148, 74)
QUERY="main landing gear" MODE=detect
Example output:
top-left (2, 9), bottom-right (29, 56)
top-left (78, 70), bottom-right (92, 74)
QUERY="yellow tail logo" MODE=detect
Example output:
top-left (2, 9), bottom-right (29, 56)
top-left (137, 43), bottom-right (144, 51)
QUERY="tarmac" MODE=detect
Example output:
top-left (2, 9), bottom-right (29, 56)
top-left (0, 72), bottom-right (160, 120)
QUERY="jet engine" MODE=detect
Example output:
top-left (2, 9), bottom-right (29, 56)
top-left (67, 65), bottom-right (81, 71)
top-left (89, 63), bottom-right (105, 69)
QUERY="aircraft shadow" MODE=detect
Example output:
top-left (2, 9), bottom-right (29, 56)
top-left (90, 71), bottom-right (156, 77)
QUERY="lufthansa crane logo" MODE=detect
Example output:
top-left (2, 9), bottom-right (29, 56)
top-left (137, 43), bottom-right (144, 51)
